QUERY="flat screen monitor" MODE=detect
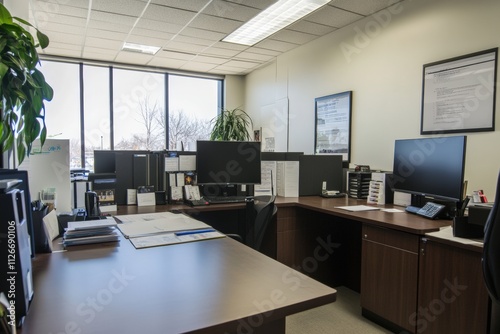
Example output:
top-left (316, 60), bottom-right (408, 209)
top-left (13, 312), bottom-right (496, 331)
top-left (392, 136), bottom-right (467, 202)
top-left (93, 150), bottom-right (116, 173)
top-left (196, 141), bottom-right (261, 185)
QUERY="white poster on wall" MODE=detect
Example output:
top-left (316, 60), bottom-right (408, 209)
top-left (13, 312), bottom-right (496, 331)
top-left (19, 138), bottom-right (71, 213)
top-left (260, 98), bottom-right (288, 152)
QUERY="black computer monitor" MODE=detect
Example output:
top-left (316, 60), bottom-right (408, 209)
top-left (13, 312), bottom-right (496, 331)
top-left (391, 135), bottom-right (467, 203)
top-left (93, 150), bottom-right (116, 173)
top-left (196, 140), bottom-right (261, 185)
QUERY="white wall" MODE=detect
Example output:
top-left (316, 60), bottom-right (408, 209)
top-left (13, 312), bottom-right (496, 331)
top-left (244, 0), bottom-right (500, 199)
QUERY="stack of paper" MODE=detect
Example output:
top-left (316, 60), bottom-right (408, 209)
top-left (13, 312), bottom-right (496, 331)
top-left (63, 218), bottom-right (120, 246)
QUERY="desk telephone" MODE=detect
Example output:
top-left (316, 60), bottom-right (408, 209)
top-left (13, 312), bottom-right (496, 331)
top-left (405, 202), bottom-right (445, 219)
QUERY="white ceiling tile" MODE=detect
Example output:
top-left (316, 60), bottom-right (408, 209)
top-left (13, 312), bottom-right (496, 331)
top-left (180, 27), bottom-right (226, 41)
top-left (114, 51), bottom-right (154, 64)
top-left (156, 50), bottom-right (197, 61)
top-left (305, 6), bottom-right (364, 28)
top-left (287, 20), bottom-right (337, 36)
top-left (135, 18), bottom-right (184, 34)
top-left (270, 29), bottom-right (317, 45)
top-left (201, 1), bottom-right (260, 21)
top-left (142, 4), bottom-right (197, 25)
top-left (148, 57), bottom-right (187, 69)
top-left (222, 60), bottom-right (260, 69)
top-left (163, 41), bottom-right (208, 53)
top-left (90, 11), bottom-right (138, 26)
top-left (38, 22), bottom-right (87, 36)
top-left (180, 62), bottom-right (218, 72)
top-left (45, 31), bottom-right (85, 45)
top-left (192, 55), bottom-right (229, 65)
top-left (254, 39), bottom-right (298, 53)
top-left (81, 52), bottom-right (118, 62)
top-left (201, 47), bottom-right (241, 57)
top-left (87, 29), bottom-right (128, 41)
top-left (45, 41), bottom-right (82, 51)
top-left (36, 12), bottom-right (87, 26)
top-left (150, 0), bottom-right (210, 12)
top-left (91, 0), bottom-right (148, 16)
top-left (131, 27), bottom-right (175, 41)
top-left (331, 0), bottom-right (404, 16)
top-left (40, 47), bottom-right (82, 58)
top-left (85, 36), bottom-right (123, 50)
top-left (190, 14), bottom-right (242, 34)
top-left (172, 35), bottom-right (217, 47)
top-left (234, 51), bottom-right (275, 62)
top-left (88, 19), bottom-right (133, 33)
top-left (224, 0), bottom-right (277, 11)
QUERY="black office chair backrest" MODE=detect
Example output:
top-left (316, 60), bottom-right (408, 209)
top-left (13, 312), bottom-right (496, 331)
top-left (248, 195), bottom-right (277, 251)
top-left (483, 170), bottom-right (500, 304)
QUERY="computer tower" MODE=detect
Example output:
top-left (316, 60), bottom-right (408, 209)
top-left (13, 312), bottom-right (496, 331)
top-left (0, 181), bottom-right (34, 326)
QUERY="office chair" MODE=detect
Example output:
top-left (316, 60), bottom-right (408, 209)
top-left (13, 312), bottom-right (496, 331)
top-left (482, 170), bottom-right (500, 333)
top-left (227, 195), bottom-right (277, 252)
top-left (246, 195), bottom-right (277, 251)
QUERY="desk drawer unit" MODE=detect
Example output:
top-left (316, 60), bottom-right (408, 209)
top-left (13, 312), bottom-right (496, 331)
top-left (361, 224), bottom-right (420, 333)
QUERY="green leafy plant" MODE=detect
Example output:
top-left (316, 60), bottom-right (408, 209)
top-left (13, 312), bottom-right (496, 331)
top-left (209, 108), bottom-right (253, 141)
top-left (0, 4), bottom-right (53, 165)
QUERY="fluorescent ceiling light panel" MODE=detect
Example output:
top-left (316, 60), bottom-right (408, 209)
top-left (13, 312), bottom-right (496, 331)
top-left (222, 0), bottom-right (330, 46)
top-left (122, 42), bottom-right (160, 55)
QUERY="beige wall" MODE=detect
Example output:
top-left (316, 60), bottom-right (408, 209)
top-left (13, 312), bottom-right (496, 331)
top-left (243, 0), bottom-right (500, 199)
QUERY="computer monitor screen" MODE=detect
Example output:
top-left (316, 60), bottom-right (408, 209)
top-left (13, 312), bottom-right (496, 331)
top-left (392, 136), bottom-right (467, 202)
top-left (196, 141), bottom-right (261, 185)
top-left (93, 150), bottom-right (116, 173)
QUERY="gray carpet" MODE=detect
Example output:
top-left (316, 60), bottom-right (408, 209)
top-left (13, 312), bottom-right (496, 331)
top-left (286, 286), bottom-right (392, 334)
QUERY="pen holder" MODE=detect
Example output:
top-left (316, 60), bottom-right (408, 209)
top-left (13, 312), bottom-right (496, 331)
top-left (452, 216), bottom-right (484, 239)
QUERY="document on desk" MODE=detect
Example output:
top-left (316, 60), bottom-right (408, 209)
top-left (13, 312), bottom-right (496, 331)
top-left (114, 212), bottom-right (211, 238)
top-left (129, 230), bottom-right (225, 249)
top-left (335, 205), bottom-right (380, 212)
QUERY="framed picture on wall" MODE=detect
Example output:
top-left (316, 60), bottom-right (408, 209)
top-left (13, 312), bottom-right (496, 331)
top-left (421, 48), bottom-right (498, 134)
top-left (314, 91), bottom-right (352, 163)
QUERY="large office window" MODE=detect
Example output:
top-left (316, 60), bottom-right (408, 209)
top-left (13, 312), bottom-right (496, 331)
top-left (168, 75), bottom-right (218, 150)
top-left (41, 61), bottom-right (81, 168)
top-left (83, 65), bottom-right (111, 169)
top-left (113, 69), bottom-right (165, 151)
top-left (39, 59), bottom-right (222, 169)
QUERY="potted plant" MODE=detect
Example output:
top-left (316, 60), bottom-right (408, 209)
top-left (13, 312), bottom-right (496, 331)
top-left (209, 107), bottom-right (253, 141)
top-left (0, 4), bottom-right (53, 165)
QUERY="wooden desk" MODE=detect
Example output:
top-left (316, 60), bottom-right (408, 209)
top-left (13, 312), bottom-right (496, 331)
top-left (38, 196), bottom-right (489, 334)
top-left (21, 234), bottom-right (336, 334)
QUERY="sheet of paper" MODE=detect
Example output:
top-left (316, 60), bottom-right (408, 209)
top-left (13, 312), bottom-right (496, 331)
top-left (67, 217), bottom-right (117, 231)
top-left (335, 205), bottom-right (380, 212)
top-left (42, 209), bottom-right (60, 251)
top-left (165, 157), bottom-right (179, 172)
top-left (129, 231), bottom-right (225, 249)
top-left (381, 208), bottom-right (405, 213)
top-left (179, 155), bottom-right (196, 171)
top-left (176, 173), bottom-right (185, 186)
top-left (114, 212), bottom-right (211, 238)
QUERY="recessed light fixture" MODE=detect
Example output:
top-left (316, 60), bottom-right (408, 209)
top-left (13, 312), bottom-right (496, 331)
top-left (222, 0), bottom-right (330, 46)
top-left (122, 42), bottom-right (160, 55)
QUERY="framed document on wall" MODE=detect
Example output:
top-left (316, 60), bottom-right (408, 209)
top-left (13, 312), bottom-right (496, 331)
top-left (314, 91), bottom-right (352, 163)
top-left (421, 48), bottom-right (497, 134)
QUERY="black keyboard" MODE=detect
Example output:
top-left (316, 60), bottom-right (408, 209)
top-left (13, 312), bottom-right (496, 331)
top-left (204, 196), bottom-right (247, 204)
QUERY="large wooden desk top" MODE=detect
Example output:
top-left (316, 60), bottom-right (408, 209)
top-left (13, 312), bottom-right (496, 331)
top-left (113, 196), bottom-right (451, 235)
top-left (22, 235), bottom-right (336, 334)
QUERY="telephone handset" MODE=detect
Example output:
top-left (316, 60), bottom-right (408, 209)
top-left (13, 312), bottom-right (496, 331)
top-left (84, 191), bottom-right (101, 219)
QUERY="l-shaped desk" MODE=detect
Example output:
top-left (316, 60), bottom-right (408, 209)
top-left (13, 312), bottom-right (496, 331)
top-left (22, 196), bottom-right (490, 334)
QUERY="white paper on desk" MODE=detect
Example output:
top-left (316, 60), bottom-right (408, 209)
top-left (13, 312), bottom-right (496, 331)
top-left (42, 209), bottom-right (60, 251)
top-left (67, 217), bottom-right (117, 231)
top-left (335, 205), bottom-right (380, 212)
top-left (114, 212), bottom-right (210, 238)
top-left (129, 231), bottom-right (225, 249)
top-left (381, 208), bottom-right (405, 213)
top-left (179, 155), bottom-right (196, 171)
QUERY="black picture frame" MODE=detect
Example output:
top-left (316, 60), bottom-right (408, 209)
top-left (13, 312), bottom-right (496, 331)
top-left (314, 91), bottom-right (352, 163)
top-left (421, 48), bottom-right (498, 134)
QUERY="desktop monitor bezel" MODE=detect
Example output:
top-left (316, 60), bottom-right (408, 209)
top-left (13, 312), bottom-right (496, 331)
top-left (196, 140), bottom-right (262, 185)
top-left (391, 135), bottom-right (467, 203)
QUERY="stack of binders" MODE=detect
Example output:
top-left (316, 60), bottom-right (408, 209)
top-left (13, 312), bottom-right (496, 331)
top-left (63, 218), bottom-right (120, 247)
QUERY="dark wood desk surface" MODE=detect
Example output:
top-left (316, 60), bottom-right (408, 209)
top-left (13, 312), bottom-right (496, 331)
top-left (114, 196), bottom-right (452, 235)
top-left (22, 235), bottom-right (336, 334)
